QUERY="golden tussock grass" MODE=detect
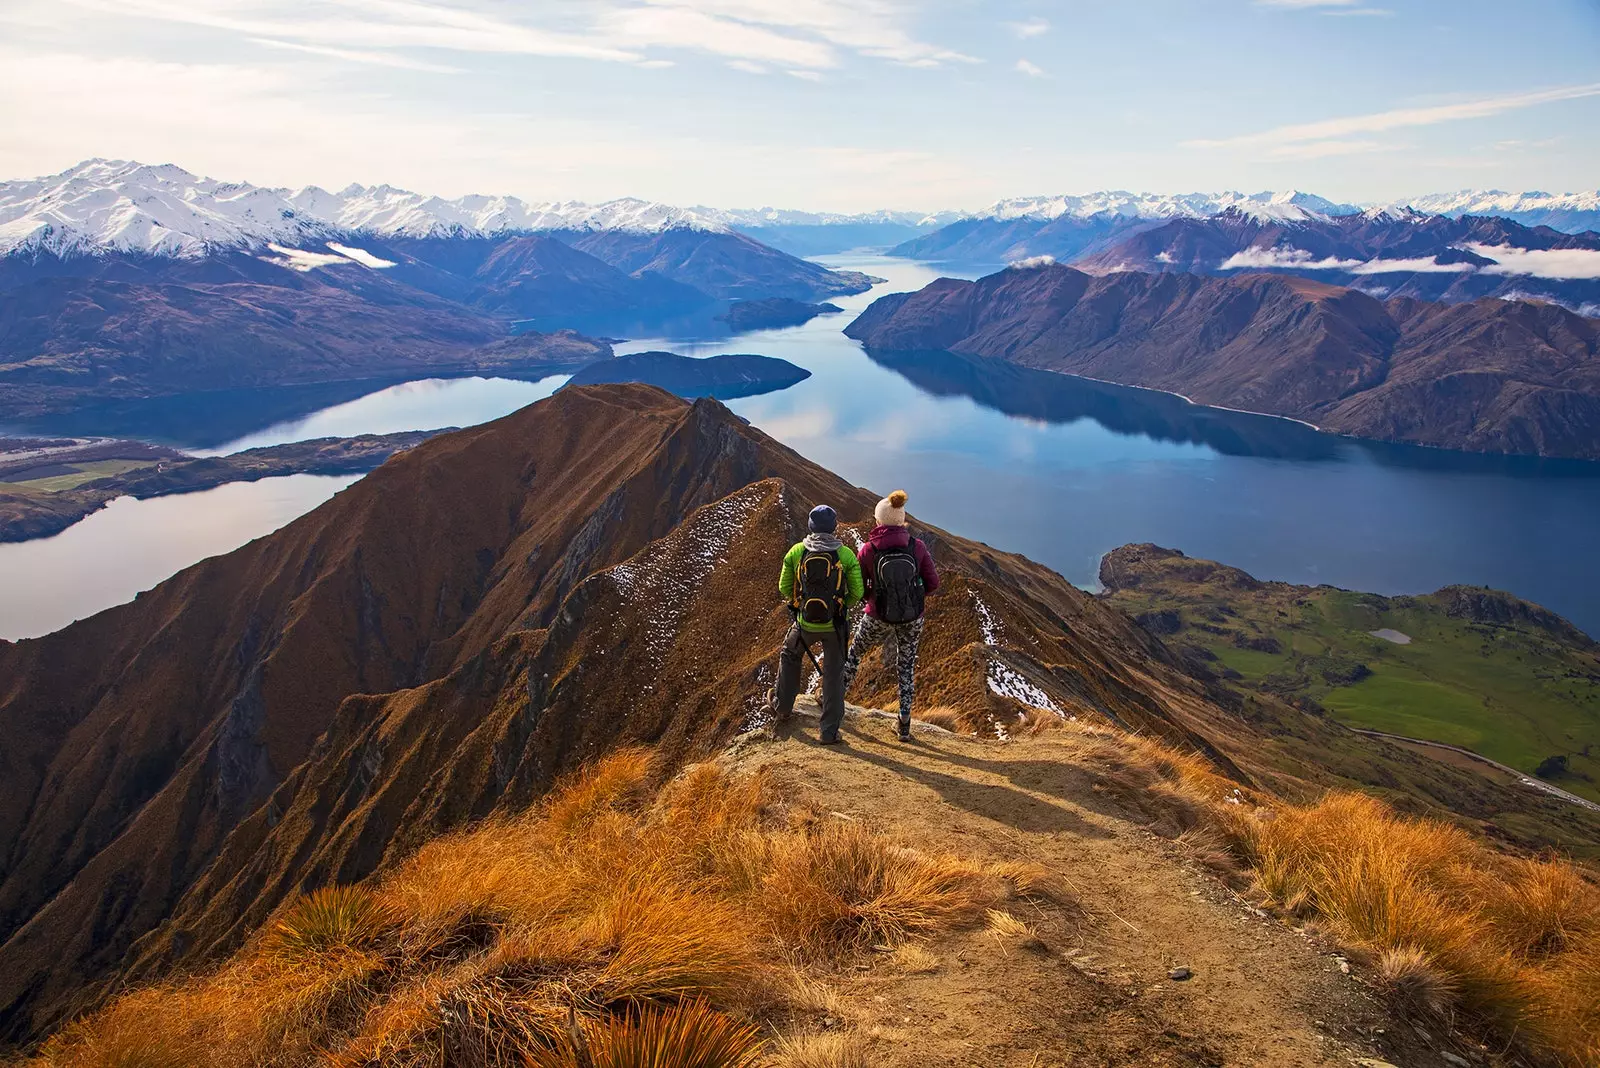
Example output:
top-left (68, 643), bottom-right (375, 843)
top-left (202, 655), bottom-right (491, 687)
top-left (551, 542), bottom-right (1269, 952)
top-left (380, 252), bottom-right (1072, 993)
top-left (25, 749), bottom-right (1023, 1068)
top-left (772, 1031), bottom-right (871, 1068)
top-left (1199, 772), bottom-right (1595, 1063)
top-left (1027, 720), bottom-right (1600, 1065)
top-left (917, 706), bottom-right (966, 733)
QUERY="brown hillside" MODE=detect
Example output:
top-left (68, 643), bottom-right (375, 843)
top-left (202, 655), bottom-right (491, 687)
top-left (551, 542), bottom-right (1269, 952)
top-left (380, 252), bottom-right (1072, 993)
top-left (0, 385), bottom-right (1250, 1044)
top-left (844, 263), bottom-right (1600, 458)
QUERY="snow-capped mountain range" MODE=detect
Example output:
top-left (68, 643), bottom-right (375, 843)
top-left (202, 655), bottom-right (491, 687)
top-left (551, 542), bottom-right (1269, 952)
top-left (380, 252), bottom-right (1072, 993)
top-left (970, 190), bottom-right (1360, 224)
top-left (3, 159), bottom-right (1597, 261)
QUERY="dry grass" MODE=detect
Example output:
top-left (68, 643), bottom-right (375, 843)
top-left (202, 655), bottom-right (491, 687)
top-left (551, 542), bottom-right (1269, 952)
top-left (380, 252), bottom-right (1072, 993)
top-left (772, 1031), bottom-right (871, 1068)
top-left (24, 750), bottom-right (1022, 1068)
top-left (889, 944), bottom-right (940, 975)
top-left (1213, 786), bottom-right (1600, 1063)
top-left (917, 706), bottom-right (966, 733)
top-left (1020, 719), bottom-right (1600, 1066)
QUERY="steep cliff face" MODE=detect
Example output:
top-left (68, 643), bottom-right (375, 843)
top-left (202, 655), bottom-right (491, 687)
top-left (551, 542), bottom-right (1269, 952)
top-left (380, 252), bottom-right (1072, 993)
top-left (845, 264), bottom-right (1600, 458)
top-left (0, 385), bottom-right (1248, 1044)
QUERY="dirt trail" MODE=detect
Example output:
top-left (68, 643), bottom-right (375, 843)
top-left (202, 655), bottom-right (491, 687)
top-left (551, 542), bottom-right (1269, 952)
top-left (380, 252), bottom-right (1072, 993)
top-left (726, 699), bottom-right (1436, 1068)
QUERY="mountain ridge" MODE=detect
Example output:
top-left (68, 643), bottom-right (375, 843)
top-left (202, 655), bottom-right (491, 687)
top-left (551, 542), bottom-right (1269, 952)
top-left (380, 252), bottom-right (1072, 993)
top-left (844, 263), bottom-right (1600, 459)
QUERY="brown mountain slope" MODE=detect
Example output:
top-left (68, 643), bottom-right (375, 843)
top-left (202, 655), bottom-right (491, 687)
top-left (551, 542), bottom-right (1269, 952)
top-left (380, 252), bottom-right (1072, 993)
top-left (0, 384), bottom-right (1249, 1044)
top-left (3, 385), bottom-right (1592, 1049)
top-left (844, 263), bottom-right (1600, 458)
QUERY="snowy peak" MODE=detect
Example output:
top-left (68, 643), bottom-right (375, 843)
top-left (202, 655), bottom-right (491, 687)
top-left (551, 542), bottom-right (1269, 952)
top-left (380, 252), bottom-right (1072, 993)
top-left (0, 160), bottom-right (739, 258)
top-left (1397, 189), bottom-right (1600, 218)
top-left (974, 190), bottom-right (1358, 224)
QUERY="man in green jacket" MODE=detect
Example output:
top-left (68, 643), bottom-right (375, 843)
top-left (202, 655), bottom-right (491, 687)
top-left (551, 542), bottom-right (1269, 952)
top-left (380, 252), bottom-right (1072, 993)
top-left (774, 504), bottom-right (864, 743)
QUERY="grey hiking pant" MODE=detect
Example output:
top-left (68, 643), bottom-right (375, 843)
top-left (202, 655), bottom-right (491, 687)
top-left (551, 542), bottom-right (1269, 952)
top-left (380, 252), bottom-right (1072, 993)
top-left (842, 614), bottom-right (925, 721)
top-left (775, 623), bottom-right (847, 740)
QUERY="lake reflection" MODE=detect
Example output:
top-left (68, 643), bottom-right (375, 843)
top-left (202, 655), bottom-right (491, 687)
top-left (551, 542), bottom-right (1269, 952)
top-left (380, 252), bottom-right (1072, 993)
top-left (0, 474), bottom-right (359, 640)
top-left (3, 253), bottom-right (1599, 639)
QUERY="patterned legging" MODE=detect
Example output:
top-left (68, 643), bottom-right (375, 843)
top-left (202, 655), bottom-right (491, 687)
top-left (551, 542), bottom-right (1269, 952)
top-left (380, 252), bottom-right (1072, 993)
top-left (841, 614), bottom-right (925, 720)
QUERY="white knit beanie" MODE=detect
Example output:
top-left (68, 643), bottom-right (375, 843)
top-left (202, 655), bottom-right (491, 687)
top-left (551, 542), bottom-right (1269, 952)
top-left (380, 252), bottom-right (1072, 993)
top-left (874, 489), bottom-right (908, 527)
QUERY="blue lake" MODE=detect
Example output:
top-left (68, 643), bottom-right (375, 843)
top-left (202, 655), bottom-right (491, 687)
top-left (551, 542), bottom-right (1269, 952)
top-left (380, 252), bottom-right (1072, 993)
top-left (2, 253), bottom-right (1598, 640)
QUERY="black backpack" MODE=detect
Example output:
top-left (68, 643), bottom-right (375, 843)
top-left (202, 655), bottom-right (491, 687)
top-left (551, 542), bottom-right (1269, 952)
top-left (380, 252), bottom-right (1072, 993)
top-left (795, 548), bottom-right (846, 626)
top-left (874, 542), bottom-right (925, 624)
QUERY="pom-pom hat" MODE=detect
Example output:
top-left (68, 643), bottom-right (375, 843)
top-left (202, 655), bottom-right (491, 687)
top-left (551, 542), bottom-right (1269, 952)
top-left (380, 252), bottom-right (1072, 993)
top-left (874, 489), bottom-right (908, 527)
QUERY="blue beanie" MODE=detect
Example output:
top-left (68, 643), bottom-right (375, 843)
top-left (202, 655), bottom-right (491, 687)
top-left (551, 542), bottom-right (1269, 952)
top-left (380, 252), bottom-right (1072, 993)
top-left (808, 505), bottom-right (837, 533)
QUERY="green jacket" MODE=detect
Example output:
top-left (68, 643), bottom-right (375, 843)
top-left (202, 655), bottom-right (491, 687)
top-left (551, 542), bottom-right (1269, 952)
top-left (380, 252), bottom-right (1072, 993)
top-left (779, 541), bottom-right (864, 632)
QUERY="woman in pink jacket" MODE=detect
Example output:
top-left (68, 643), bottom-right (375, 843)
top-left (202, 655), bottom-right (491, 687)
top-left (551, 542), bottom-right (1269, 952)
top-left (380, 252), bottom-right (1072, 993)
top-left (842, 490), bottom-right (941, 741)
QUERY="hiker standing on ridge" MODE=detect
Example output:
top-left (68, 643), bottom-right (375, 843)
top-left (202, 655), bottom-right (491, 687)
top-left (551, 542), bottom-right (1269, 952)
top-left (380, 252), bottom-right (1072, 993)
top-left (774, 505), bottom-right (864, 744)
top-left (843, 490), bottom-right (940, 742)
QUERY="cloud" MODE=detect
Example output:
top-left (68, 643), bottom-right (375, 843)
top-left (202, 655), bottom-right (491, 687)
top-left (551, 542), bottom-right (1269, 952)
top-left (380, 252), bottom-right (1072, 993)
top-left (45, 0), bottom-right (974, 74)
top-left (248, 37), bottom-right (460, 72)
top-left (1015, 59), bottom-right (1044, 78)
top-left (1217, 247), bottom-right (1481, 274)
top-left (727, 58), bottom-right (768, 73)
top-left (1185, 82), bottom-right (1600, 150)
top-left (1467, 244), bottom-right (1600, 280)
top-left (1220, 247), bottom-right (1362, 271)
top-left (1006, 17), bottom-right (1049, 37)
top-left (1008, 254), bottom-right (1057, 269)
top-left (1349, 256), bottom-right (1476, 274)
top-left (1262, 138), bottom-right (1385, 160)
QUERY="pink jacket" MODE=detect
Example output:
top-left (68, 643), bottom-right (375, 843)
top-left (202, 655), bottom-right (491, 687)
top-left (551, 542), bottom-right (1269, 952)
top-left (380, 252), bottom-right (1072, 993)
top-left (857, 524), bottom-right (940, 618)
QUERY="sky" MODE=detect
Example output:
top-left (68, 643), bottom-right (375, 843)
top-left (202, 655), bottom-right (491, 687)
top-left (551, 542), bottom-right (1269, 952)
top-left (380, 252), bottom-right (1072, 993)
top-left (2, 0), bottom-right (1598, 212)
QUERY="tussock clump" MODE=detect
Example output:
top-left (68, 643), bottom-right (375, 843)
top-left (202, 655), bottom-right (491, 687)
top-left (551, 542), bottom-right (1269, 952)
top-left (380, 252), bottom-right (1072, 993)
top-left (917, 706), bottom-right (966, 733)
top-left (1045, 723), bottom-right (1600, 1064)
top-left (1374, 946), bottom-right (1459, 1018)
top-left (264, 885), bottom-right (394, 958)
top-left (24, 750), bottom-right (1019, 1068)
top-left (1214, 787), bottom-right (1600, 1061)
top-left (528, 1000), bottom-right (765, 1068)
top-left (889, 943), bottom-right (940, 974)
top-left (764, 821), bottom-right (1005, 952)
top-left (773, 1031), bottom-right (872, 1068)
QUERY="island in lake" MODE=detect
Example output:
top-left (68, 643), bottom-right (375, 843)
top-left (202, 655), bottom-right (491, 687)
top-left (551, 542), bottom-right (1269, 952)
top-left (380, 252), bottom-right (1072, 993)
top-left (716, 297), bottom-right (842, 331)
top-left (563, 351), bottom-right (811, 400)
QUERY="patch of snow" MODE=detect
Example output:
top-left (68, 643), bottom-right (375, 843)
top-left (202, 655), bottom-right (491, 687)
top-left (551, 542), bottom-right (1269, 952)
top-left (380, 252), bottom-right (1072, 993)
top-left (970, 589), bottom-right (1002, 646)
top-left (606, 484), bottom-right (763, 659)
top-left (986, 658), bottom-right (1061, 714)
top-left (1370, 628), bottom-right (1412, 645)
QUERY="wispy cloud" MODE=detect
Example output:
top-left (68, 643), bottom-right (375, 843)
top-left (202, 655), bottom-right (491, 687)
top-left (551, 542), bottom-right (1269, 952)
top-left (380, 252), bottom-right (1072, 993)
top-left (1006, 17), bottom-right (1049, 38)
top-left (1015, 58), bottom-right (1045, 78)
top-left (248, 37), bottom-right (460, 73)
top-left (1186, 83), bottom-right (1600, 150)
top-left (47, 0), bottom-right (975, 74)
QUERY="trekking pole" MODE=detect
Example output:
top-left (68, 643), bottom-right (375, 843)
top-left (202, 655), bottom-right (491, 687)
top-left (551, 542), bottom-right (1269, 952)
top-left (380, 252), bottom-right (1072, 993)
top-left (787, 606), bottom-right (826, 676)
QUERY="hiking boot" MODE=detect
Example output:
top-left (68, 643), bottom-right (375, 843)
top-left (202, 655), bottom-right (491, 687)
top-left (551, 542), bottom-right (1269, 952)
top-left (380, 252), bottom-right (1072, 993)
top-left (819, 733), bottom-right (843, 746)
top-left (897, 716), bottom-right (912, 742)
